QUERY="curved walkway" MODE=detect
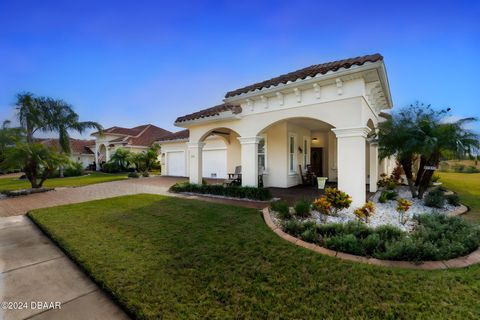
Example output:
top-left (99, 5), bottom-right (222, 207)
top-left (263, 207), bottom-right (480, 269)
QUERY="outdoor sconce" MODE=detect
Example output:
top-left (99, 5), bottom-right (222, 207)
top-left (298, 147), bottom-right (303, 153)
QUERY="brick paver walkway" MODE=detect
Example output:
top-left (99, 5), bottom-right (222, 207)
top-left (0, 176), bottom-right (265, 217)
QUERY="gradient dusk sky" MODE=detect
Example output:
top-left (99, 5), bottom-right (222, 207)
top-left (0, 0), bottom-right (479, 137)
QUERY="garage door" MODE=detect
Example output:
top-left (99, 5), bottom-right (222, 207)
top-left (166, 151), bottom-right (185, 176)
top-left (202, 149), bottom-right (227, 179)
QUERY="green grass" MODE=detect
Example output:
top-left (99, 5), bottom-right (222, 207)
top-left (0, 172), bottom-right (128, 192)
top-left (438, 172), bottom-right (480, 223)
top-left (29, 195), bottom-right (480, 319)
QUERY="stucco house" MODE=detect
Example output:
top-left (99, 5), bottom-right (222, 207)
top-left (158, 53), bottom-right (396, 206)
top-left (38, 138), bottom-right (96, 168)
top-left (91, 124), bottom-right (171, 169)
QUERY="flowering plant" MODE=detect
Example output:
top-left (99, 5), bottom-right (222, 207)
top-left (396, 198), bottom-right (412, 224)
top-left (313, 188), bottom-right (351, 217)
top-left (354, 201), bottom-right (376, 223)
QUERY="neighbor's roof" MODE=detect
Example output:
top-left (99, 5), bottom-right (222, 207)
top-left (157, 129), bottom-right (189, 142)
top-left (38, 138), bottom-right (95, 154)
top-left (225, 53), bottom-right (383, 98)
top-left (93, 124), bottom-right (172, 147)
top-left (175, 103), bottom-right (242, 124)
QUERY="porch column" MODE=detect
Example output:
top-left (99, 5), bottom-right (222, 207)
top-left (238, 136), bottom-right (261, 187)
top-left (369, 142), bottom-right (379, 192)
top-left (94, 144), bottom-right (100, 171)
top-left (188, 142), bottom-right (205, 184)
top-left (332, 127), bottom-right (371, 207)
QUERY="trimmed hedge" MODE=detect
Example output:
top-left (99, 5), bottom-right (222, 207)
top-left (283, 215), bottom-right (480, 262)
top-left (169, 182), bottom-right (272, 201)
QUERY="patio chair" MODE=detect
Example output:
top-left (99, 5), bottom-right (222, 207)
top-left (224, 166), bottom-right (242, 186)
top-left (299, 164), bottom-right (315, 186)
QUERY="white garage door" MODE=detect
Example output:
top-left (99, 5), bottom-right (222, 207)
top-left (202, 149), bottom-right (227, 179)
top-left (167, 151), bottom-right (186, 176)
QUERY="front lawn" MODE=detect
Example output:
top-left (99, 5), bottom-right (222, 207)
top-left (0, 172), bottom-right (128, 192)
top-left (28, 194), bottom-right (480, 319)
top-left (438, 172), bottom-right (480, 223)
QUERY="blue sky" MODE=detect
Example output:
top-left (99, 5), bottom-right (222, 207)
top-left (0, 0), bottom-right (479, 137)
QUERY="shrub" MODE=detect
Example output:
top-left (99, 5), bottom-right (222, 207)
top-left (325, 234), bottom-right (365, 256)
top-left (378, 192), bottom-right (387, 203)
top-left (431, 174), bottom-right (440, 183)
top-left (283, 220), bottom-right (305, 237)
top-left (128, 172), bottom-right (140, 178)
top-left (465, 166), bottom-right (480, 173)
top-left (379, 190), bottom-right (397, 203)
top-left (64, 162), bottom-right (84, 177)
top-left (101, 162), bottom-right (121, 173)
top-left (142, 171), bottom-right (150, 177)
top-left (451, 163), bottom-right (465, 172)
top-left (313, 188), bottom-right (351, 216)
top-left (386, 181), bottom-right (397, 190)
top-left (294, 199), bottom-right (311, 218)
top-left (446, 193), bottom-right (460, 206)
top-left (353, 201), bottom-right (375, 223)
top-left (270, 201), bottom-right (291, 219)
top-left (424, 188), bottom-right (445, 208)
top-left (396, 198), bottom-right (412, 224)
top-left (169, 182), bottom-right (272, 201)
top-left (281, 214), bottom-right (480, 262)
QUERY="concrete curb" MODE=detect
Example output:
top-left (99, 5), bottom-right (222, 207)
top-left (262, 207), bottom-right (480, 269)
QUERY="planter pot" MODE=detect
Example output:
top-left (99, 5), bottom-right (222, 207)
top-left (317, 177), bottom-right (328, 189)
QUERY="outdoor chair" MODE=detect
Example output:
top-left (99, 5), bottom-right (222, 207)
top-left (224, 165), bottom-right (242, 186)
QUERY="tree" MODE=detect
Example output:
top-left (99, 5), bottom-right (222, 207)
top-left (377, 102), bottom-right (479, 198)
top-left (15, 92), bottom-right (102, 154)
top-left (108, 148), bottom-right (134, 172)
top-left (1, 143), bottom-right (69, 188)
top-left (131, 144), bottom-right (160, 173)
top-left (0, 120), bottom-right (25, 164)
top-left (3, 92), bottom-right (103, 187)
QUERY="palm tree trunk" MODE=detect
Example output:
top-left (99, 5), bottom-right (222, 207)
top-left (417, 155), bottom-right (440, 198)
top-left (415, 155), bottom-right (427, 186)
top-left (399, 156), bottom-right (417, 197)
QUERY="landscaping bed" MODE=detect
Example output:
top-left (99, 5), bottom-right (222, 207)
top-left (28, 194), bottom-right (480, 319)
top-left (269, 186), bottom-right (479, 262)
top-left (169, 181), bottom-right (272, 201)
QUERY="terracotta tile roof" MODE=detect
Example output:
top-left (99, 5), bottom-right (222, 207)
top-left (157, 129), bottom-right (189, 142)
top-left (175, 103), bottom-right (242, 123)
top-left (38, 138), bottom-right (95, 154)
top-left (94, 124), bottom-right (172, 147)
top-left (129, 125), bottom-right (172, 146)
top-left (225, 53), bottom-right (383, 98)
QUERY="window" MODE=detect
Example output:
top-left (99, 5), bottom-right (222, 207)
top-left (258, 136), bottom-right (267, 173)
top-left (288, 134), bottom-right (296, 173)
top-left (303, 137), bottom-right (309, 167)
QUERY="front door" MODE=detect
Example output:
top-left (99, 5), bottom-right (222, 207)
top-left (310, 147), bottom-right (323, 176)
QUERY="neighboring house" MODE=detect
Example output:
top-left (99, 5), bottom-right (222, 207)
top-left (38, 138), bottom-right (96, 168)
top-left (91, 124), bottom-right (171, 169)
top-left (158, 53), bottom-right (396, 206)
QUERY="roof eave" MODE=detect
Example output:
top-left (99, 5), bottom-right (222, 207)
top-left (223, 61), bottom-right (383, 103)
top-left (174, 111), bottom-right (240, 128)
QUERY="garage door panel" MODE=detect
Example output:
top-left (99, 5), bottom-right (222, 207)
top-left (167, 151), bottom-right (185, 176)
top-left (202, 149), bottom-right (227, 179)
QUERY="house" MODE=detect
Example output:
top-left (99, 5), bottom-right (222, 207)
top-left (38, 138), bottom-right (96, 168)
top-left (91, 124), bottom-right (171, 169)
top-left (158, 53), bottom-right (396, 206)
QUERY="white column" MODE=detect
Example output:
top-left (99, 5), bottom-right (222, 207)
top-left (95, 144), bottom-right (100, 171)
top-left (332, 127), bottom-right (371, 207)
top-left (188, 142), bottom-right (205, 184)
top-left (369, 142), bottom-right (379, 192)
top-left (238, 136), bottom-right (261, 187)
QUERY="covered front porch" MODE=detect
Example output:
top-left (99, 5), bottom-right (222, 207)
top-left (188, 116), bottom-right (381, 206)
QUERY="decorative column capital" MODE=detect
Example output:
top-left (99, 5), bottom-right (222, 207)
top-left (332, 126), bottom-right (371, 139)
top-left (237, 136), bottom-right (262, 145)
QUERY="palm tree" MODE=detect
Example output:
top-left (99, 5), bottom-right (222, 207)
top-left (416, 115), bottom-right (479, 197)
top-left (109, 148), bottom-right (133, 172)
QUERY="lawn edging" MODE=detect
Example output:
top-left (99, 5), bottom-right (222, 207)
top-left (262, 207), bottom-right (480, 269)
